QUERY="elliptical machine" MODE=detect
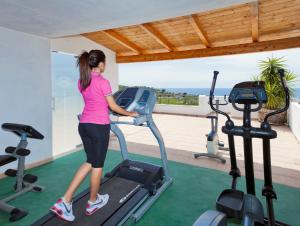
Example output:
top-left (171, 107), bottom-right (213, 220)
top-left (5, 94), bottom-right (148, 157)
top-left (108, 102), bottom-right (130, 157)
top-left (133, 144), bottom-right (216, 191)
top-left (194, 94), bottom-right (229, 163)
top-left (193, 70), bottom-right (290, 226)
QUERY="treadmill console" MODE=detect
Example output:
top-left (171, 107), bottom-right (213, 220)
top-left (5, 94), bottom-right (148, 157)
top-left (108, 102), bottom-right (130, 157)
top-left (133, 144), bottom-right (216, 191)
top-left (112, 87), bottom-right (156, 115)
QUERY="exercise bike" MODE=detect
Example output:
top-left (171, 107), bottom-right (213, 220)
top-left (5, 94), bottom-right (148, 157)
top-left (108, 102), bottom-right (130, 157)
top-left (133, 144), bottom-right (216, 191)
top-left (194, 93), bottom-right (229, 163)
top-left (193, 69), bottom-right (290, 226)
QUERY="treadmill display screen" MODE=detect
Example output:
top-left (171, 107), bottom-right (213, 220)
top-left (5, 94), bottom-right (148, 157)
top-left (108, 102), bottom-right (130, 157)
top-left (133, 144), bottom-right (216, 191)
top-left (115, 88), bottom-right (139, 110)
top-left (138, 91), bottom-right (150, 106)
top-left (118, 98), bottom-right (132, 108)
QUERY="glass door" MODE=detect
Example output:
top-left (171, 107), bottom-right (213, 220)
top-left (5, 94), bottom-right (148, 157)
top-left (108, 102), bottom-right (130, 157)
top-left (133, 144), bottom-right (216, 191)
top-left (51, 52), bottom-right (83, 156)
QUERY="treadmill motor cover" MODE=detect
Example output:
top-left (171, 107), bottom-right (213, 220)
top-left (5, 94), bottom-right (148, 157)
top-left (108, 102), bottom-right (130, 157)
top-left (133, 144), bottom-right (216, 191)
top-left (105, 160), bottom-right (164, 192)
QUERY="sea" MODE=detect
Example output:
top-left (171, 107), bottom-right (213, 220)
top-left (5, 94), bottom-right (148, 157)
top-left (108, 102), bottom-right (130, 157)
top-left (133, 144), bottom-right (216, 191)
top-left (165, 88), bottom-right (300, 99)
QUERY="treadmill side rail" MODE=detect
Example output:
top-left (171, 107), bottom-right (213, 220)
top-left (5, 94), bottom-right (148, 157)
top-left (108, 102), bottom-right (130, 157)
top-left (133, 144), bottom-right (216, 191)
top-left (131, 177), bottom-right (173, 222)
top-left (112, 193), bottom-right (149, 226)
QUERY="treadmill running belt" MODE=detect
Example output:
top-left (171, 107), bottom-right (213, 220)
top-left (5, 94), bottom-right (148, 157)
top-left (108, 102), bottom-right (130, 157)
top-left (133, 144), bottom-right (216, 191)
top-left (32, 177), bottom-right (148, 226)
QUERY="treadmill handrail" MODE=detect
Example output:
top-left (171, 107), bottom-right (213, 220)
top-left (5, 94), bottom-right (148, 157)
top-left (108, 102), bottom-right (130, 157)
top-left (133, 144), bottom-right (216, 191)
top-left (111, 115), bottom-right (148, 126)
top-left (111, 121), bottom-right (147, 127)
top-left (110, 113), bottom-right (171, 181)
top-left (109, 86), bottom-right (171, 181)
top-left (146, 114), bottom-right (171, 181)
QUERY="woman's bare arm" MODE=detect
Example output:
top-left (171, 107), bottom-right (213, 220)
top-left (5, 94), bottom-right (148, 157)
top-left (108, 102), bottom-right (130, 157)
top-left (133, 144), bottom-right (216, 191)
top-left (105, 95), bottom-right (138, 117)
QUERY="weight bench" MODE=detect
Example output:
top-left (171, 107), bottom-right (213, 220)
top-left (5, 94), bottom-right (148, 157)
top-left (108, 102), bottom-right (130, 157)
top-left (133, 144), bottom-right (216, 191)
top-left (0, 123), bottom-right (44, 221)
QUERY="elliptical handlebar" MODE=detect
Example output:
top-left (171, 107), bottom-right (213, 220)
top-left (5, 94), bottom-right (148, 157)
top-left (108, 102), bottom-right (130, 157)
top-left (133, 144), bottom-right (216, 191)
top-left (209, 71), bottom-right (231, 121)
top-left (264, 69), bottom-right (290, 123)
top-left (220, 95), bottom-right (229, 106)
top-left (231, 92), bottom-right (264, 112)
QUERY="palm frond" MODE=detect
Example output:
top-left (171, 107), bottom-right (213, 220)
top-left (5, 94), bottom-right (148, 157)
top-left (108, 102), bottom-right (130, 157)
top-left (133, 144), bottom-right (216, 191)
top-left (254, 56), bottom-right (298, 109)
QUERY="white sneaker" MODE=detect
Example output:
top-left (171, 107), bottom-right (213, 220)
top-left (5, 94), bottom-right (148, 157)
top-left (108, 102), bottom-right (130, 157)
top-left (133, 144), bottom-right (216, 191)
top-left (50, 198), bottom-right (75, 222)
top-left (86, 194), bottom-right (109, 215)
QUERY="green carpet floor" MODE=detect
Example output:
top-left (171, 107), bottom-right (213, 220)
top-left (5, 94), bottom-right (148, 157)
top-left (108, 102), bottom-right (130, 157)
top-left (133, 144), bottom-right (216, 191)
top-left (0, 150), bottom-right (299, 226)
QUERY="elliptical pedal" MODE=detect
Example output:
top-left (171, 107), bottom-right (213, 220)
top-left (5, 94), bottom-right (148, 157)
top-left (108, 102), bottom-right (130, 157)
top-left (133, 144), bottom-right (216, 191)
top-left (216, 189), bottom-right (244, 219)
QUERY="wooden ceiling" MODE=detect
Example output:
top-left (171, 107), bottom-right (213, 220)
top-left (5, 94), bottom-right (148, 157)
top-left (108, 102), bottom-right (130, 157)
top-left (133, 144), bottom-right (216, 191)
top-left (82, 0), bottom-right (300, 63)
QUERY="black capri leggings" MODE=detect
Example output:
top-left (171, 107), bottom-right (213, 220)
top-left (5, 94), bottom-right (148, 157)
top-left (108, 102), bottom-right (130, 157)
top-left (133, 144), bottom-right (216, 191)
top-left (78, 123), bottom-right (110, 168)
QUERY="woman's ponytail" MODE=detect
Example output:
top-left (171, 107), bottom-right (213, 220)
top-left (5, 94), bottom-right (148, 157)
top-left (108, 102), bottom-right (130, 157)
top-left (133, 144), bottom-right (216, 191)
top-left (77, 49), bottom-right (106, 90)
top-left (77, 51), bottom-right (91, 90)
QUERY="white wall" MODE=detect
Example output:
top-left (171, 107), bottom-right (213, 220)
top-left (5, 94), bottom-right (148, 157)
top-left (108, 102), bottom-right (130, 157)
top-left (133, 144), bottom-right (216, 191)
top-left (0, 26), bottom-right (52, 172)
top-left (154, 95), bottom-right (211, 116)
top-left (154, 95), bottom-right (259, 119)
top-left (50, 36), bottom-right (119, 156)
top-left (51, 36), bottom-right (118, 91)
top-left (288, 102), bottom-right (300, 142)
top-left (154, 104), bottom-right (205, 116)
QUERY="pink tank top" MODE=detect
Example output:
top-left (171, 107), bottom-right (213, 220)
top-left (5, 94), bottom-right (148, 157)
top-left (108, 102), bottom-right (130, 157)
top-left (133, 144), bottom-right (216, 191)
top-left (78, 72), bottom-right (112, 125)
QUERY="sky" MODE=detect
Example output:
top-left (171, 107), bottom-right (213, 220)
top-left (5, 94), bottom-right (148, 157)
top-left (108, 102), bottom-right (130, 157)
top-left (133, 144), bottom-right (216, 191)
top-left (119, 48), bottom-right (300, 88)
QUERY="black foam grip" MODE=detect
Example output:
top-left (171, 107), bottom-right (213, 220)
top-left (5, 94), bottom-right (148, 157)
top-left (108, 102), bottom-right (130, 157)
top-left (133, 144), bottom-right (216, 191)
top-left (16, 148), bottom-right (31, 156)
top-left (5, 146), bottom-right (16, 154)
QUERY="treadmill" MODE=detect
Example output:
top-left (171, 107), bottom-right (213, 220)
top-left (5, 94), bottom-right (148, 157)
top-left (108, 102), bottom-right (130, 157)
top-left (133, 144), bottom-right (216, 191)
top-left (32, 87), bottom-right (173, 226)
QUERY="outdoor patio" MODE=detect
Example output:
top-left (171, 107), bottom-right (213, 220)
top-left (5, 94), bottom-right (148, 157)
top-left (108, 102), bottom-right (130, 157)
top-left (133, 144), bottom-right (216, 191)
top-left (109, 113), bottom-right (300, 188)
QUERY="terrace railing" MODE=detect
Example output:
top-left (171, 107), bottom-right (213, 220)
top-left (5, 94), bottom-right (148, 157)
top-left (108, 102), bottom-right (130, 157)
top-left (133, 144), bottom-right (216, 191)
top-left (156, 94), bottom-right (198, 106)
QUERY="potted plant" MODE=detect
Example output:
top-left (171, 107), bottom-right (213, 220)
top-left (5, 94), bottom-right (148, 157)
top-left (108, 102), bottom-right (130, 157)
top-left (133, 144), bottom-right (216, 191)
top-left (254, 57), bottom-right (297, 125)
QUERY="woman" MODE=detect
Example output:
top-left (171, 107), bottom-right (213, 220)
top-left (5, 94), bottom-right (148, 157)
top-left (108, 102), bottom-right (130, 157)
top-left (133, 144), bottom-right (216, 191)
top-left (50, 50), bottom-right (138, 221)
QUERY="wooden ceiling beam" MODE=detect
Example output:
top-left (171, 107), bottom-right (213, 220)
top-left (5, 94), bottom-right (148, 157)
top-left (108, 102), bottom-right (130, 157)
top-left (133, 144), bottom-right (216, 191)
top-left (260, 29), bottom-right (300, 41)
top-left (117, 36), bottom-right (300, 63)
top-left (102, 30), bottom-right (142, 54)
top-left (250, 1), bottom-right (259, 42)
top-left (189, 14), bottom-right (210, 48)
top-left (140, 23), bottom-right (174, 51)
